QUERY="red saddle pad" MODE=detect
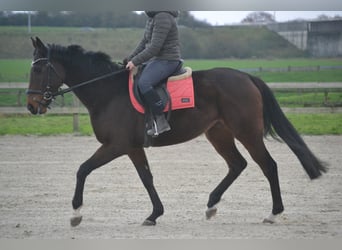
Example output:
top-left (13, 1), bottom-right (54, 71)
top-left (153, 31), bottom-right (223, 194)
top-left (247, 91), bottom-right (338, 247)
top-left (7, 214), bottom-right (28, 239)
top-left (128, 70), bottom-right (195, 114)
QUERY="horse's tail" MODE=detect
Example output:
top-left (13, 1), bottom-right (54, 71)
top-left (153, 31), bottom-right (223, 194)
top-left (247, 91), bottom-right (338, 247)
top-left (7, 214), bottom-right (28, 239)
top-left (249, 75), bottom-right (327, 179)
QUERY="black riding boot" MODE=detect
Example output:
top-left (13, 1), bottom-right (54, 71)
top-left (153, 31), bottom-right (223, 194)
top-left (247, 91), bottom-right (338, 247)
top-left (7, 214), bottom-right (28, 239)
top-left (142, 89), bottom-right (171, 137)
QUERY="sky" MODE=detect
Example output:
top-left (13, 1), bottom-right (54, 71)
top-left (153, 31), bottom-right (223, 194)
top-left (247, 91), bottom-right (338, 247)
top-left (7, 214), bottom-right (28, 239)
top-left (190, 11), bottom-right (342, 25)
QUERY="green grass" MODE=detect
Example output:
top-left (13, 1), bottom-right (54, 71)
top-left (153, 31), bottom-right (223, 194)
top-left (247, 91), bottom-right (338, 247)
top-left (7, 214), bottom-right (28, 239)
top-left (0, 89), bottom-right (25, 106)
top-left (1, 58), bottom-right (342, 83)
top-left (0, 113), bottom-right (341, 135)
top-left (0, 59), bottom-right (31, 82)
top-left (185, 58), bottom-right (342, 82)
top-left (274, 92), bottom-right (342, 107)
top-left (0, 114), bottom-right (93, 135)
top-left (252, 70), bottom-right (342, 82)
top-left (185, 58), bottom-right (342, 69)
top-left (287, 113), bottom-right (342, 135)
top-left (0, 26), bottom-right (143, 59)
top-left (0, 90), bottom-right (74, 107)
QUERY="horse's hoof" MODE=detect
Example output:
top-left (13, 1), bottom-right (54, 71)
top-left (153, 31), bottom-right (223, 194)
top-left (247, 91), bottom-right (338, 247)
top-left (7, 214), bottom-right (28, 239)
top-left (206, 206), bottom-right (217, 220)
top-left (262, 218), bottom-right (275, 224)
top-left (70, 216), bottom-right (83, 227)
top-left (263, 213), bottom-right (279, 224)
top-left (142, 219), bottom-right (156, 226)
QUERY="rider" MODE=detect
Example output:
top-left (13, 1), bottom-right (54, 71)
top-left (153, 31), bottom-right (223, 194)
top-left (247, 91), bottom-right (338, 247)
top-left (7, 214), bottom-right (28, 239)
top-left (125, 11), bottom-right (181, 136)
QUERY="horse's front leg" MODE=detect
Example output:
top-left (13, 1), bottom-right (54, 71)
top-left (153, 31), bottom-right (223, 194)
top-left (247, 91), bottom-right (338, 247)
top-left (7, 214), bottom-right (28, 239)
top-left (71, 144), bottom-right (123, 227)
top-left (128, 148), bottom-right (164, 226)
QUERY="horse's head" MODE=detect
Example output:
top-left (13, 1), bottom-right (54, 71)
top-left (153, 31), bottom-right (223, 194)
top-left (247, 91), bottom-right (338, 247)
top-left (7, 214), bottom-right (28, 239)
top-left (27, 37), bottom-right (66, 114)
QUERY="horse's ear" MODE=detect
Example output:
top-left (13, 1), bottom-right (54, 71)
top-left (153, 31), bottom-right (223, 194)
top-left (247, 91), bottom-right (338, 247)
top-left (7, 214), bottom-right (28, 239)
top-left (31, 37), bottom-right (37, 48)
top-left (31, 37), bottom-right (45, 49)
top-left (35, 37), bottom-right (45, 49)
top-left (31, 37), bottom-right (47, 55)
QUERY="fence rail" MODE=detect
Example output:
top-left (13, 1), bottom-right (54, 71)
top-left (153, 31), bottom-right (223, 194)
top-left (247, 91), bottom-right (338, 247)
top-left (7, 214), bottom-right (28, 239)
top-left (240, 65), bottom-right (342, 73)
top-left (1, 82), bottom-right (341, 132)
top-left (1, 82), bottom-right (342, 115)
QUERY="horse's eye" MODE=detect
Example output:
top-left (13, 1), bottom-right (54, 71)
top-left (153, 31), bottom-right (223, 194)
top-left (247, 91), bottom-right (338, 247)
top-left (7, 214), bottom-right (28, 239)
top-left (33, 66), bottom-right (42, 73)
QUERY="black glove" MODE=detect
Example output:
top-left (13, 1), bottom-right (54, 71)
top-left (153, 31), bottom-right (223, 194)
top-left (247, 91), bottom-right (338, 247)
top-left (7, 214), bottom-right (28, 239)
top-left (122, 58), bottom-right (129, 66)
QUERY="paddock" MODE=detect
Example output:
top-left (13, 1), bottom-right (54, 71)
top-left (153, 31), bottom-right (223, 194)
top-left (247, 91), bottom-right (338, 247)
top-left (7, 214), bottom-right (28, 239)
top-left (0, 135), bottom-right (341, 238)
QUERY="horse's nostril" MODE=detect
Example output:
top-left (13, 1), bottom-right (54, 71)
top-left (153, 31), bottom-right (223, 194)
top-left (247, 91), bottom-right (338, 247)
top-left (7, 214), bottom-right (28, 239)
top-left (27, 104), bottom-right (33, 111)
top-left (27, 104), bottom-right (37, 114)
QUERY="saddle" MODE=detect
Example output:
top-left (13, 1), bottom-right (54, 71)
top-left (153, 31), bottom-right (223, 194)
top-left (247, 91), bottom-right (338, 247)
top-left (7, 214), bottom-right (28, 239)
top-left (129, 62), bottom-right (194, 114)
top-left (128, 61), bottom-right (195, 147)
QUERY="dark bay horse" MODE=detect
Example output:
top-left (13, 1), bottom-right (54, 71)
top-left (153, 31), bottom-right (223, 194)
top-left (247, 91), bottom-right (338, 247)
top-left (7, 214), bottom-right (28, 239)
top-left (27, 37), bottom-right (326, 227)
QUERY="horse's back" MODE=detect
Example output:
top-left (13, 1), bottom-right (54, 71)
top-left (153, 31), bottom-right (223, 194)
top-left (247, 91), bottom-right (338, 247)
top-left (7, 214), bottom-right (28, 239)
top-left (192, 67), bottom-right (263, 110)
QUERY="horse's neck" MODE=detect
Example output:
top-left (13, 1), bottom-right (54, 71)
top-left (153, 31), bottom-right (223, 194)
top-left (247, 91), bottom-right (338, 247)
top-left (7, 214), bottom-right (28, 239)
top-left (65, 72), bottom-right (128, 113)
top-left (53, 51), bottom-right (128, 113)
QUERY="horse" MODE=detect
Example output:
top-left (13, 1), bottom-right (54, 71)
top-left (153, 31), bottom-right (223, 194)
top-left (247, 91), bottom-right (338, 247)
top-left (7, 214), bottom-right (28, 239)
top-left (26, 37), bottom-right (326, 227)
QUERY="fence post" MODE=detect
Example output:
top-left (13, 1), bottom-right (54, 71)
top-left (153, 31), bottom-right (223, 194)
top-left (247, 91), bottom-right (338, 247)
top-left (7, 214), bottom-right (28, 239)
top-left (72, 94), bottom-right (80, 133)
top-left (17, 90), bottom-right (22, 106)
top-left (324, 90), bottom-right (329, 105)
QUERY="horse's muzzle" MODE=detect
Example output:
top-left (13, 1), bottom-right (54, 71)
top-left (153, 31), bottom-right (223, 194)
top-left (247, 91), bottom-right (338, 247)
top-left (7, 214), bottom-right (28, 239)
top-left (26, 101), bottom-right (48, 115)
top-left (27, 103), bottom-right (38, 115)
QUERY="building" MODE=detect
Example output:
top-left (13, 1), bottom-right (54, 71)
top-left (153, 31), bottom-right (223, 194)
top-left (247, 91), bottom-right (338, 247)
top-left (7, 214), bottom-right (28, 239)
top-left (268, 19), bottom-right (342, 57)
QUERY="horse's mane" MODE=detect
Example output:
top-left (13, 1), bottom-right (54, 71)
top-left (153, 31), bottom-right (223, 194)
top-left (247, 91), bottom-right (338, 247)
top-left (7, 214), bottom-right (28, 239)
top-left (48, 43), bottom-right (123, 75)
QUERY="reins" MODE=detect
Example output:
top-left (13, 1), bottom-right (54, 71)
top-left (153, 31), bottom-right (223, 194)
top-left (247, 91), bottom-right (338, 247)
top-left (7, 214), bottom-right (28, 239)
top-left (52, 68), bottom-right (127, 98)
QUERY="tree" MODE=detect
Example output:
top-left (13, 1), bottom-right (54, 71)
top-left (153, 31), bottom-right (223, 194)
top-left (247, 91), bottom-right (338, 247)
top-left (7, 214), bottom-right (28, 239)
top-left (178, 11), bottom-right (210, 28)
top-left (316, 14), bottom-right (330, 21)
top-left (241, 11), bottom-right (275, 24)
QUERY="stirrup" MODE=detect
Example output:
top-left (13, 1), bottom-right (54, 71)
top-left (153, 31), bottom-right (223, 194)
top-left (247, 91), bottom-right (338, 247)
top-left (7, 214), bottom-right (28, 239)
top-left (147, 117), bottom-right (170, 137)
top-left (147, 120), bottom-right (159, 137)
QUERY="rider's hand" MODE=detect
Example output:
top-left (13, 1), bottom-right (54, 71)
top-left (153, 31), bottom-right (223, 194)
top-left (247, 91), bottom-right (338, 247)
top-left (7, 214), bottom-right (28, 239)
top-left (126, 61), bottom-right (135, 71)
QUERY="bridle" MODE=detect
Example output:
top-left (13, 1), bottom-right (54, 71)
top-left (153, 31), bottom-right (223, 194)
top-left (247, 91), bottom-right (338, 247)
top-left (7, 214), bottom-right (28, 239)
top-left (26, 47), bottom-right (127, 109)
top-left (26, 47), bottom-right (65, 108)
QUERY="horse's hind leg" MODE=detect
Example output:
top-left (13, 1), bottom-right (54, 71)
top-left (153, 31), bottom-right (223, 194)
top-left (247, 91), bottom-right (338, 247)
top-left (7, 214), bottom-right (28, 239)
top-left (238, 134), bottom-right (284, 223)
top-left (128, 148), bottom-right (164, 226)
top-left (205, 122), bottom-right (248, 219)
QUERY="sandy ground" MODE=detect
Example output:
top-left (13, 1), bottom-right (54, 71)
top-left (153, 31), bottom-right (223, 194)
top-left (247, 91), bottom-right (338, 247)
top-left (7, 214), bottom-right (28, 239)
top-left (0, 135), bottom-right (341, 239)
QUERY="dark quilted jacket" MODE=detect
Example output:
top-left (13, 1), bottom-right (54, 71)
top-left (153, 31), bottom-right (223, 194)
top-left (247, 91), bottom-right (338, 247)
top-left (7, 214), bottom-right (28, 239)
top-left (128, 11), bottom-right (181, 66)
